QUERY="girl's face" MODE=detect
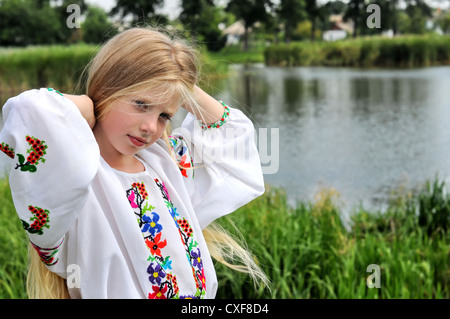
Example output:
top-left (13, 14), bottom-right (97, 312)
top-left (94, 87), bottom-right (180, 164)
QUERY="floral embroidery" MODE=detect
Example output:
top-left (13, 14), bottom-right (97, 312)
top-left (21, 205), bottom-right (50, 235)
top-left (15, 135), bottom-right (48, 172)
top-left (30, 238), bottom-right (63, 266)
top-left (168, 136), bottom-right (194, 178)
top-left (145, 232), bottom-right (167, 257)
top-left (0, 142), bottom-right (15, 159)
top-left (199, 101), bottom-right (230, 130)
top-left (125, 179), bottom-right (207, 299)
top-left (153, 178), bottom-right (206, 299)
top-left (149, 285), bottom-right (168, 299)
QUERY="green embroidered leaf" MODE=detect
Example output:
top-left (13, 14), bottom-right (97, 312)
top-left (142, 202), bottom-right (155, 215)
top-left (28, 228), bottom-right (43, 235)
top-left (21, 164), bottom-right (37, 172)
top-left (18, 154), bottom-right (25, 165)
top-left (21, 219), bottom-right (30, 230)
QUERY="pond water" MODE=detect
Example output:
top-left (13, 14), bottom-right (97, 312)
top-left (211, 64), bottom-right (450, 215)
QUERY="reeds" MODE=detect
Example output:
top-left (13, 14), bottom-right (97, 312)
top-left (0, 44), bottom-right (98, 97)
top-left (215, 181), bottom-right (449, 299)
top-left (264, 35), bottom-right (450, 68)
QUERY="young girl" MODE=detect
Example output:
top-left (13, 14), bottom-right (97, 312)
top-left (0, 27), bottom-right (267, 299)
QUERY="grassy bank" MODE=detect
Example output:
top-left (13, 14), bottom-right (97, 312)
top-left (0, 177), bottom-right (447, 299)
top-left (215, 180), bottom-right (448, 299)
top-left (0, 44), bottom-right (98, 95)
top-left (264, 35), bottom-right (450, 68)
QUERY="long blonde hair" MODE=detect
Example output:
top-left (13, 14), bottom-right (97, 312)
top-left (27, 27), bottom-right (269, 299)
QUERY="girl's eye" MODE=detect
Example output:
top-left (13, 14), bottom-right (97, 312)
top-left (134, 100), bottom-right (148, 110)
top-left (160, 113), bottom-right (172, 121)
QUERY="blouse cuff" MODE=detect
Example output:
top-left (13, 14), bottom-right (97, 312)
top-left (198, 101), bottom-right (230, 130)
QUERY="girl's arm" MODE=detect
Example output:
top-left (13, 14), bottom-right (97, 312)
top-left (0, 88), bottom-right (100, 262)
top-left (170, 87), bottom-right (264, 229)
top-left (62, 93), bottom-right (96, 129)
top-left (183, 86), bottom-right (225, 125)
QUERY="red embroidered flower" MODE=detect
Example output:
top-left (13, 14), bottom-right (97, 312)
top-left (148, 284), bottom-right (168, 299)
top-left (0, 142), bottom-right (15, 159)
top-left (145, 233), bottom-right (167, 257)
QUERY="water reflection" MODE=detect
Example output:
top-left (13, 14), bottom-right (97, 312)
top-left (213, 64), bottom-right (450, 215)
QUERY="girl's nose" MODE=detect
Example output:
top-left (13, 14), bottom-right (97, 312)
top-left (140, 114), bottom-right (158, 135)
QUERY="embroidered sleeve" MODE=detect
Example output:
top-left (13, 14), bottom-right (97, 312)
top-left (198, 101), bottom-right (230, 130)
top-left (0, 88), bottom-right (99, 265)
top-left (170, 101), bottom-right (265, 229)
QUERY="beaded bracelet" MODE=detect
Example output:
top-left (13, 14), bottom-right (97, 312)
top-left (199, 101), bottom-right (230, 130)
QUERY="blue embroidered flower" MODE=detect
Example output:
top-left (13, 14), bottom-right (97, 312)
top-left (141, 212), bottom-right (162, 236)
top-left (147, 263), bottom-right (166, 285)
top-left (162, 256), bottom-right (173, 270)
top-left (190, 249), bottom-right (203, 269)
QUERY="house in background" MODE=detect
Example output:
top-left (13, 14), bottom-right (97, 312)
top-left (322, 14), bottom-right (354, 41)
top-left (222, 20), bottom-right (247, 46)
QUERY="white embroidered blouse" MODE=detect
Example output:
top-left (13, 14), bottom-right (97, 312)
top-left (0, 88), bottom-right (264, 299)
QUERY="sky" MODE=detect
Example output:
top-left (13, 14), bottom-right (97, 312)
top-left (85, 0), bottom-right (182, 19)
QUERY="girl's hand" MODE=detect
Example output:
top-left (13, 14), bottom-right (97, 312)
top-left (63, 94), bottom-right (96, 129)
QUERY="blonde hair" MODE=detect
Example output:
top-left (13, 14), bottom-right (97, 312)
top-left (27, 27), bottom-right (269, 299)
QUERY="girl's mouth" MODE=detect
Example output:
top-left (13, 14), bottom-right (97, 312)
top-left (128, 135), bottom-right (148, 147)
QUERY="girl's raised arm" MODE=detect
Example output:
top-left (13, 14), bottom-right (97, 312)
top-left (62, 93), bottom-right (96, 129)
top-left (183, 86), bottom-right (225, 125)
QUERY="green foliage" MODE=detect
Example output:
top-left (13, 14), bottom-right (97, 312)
top-left (0, 178), bottom-right (28, 299)
top-left (264, 35), bottom-right (450, 68)
top-left (0, 0), bottom-right (63, 46)
top-left (81, 6), bottom-right (118, 44)
top-left (179, 0), bottom-right (227, 52)
top-left (110, 0), bottom-right (166, 25)
top-left (0, 44), bottom-right (98, 95)
top-left (215, 180), bottom-right (449, 299)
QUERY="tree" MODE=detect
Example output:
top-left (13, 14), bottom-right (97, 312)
top-left (82, 6), bottom-right (117, 44)
top-left (226, 0), bottom-right (274, 51)
top-left (0, 0), bottom-right (62, 46)
top-left (110, 0), bottom-right (167, 26)
top-left (404, 0), bottom-right (432, 34)
top-left (436, 11), bottom-right (450, 33)
top-left (344, 0), bottom-right (365, 38)
top-left (179, 0), bottom-right (226, 51)
top-left (305, 0), bottom-right (327, 41)
top-left (277, 0), bottom-right (306, 43)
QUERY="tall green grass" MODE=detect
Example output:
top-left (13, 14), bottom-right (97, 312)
top-left (0, 178), bottom-right (28, 299)
top-left (2, 177), bottom-right (446, 299)
top-left (215, 182), bottom-right (448, 299)
top-left (264, 35), bottom-right (450, 68)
